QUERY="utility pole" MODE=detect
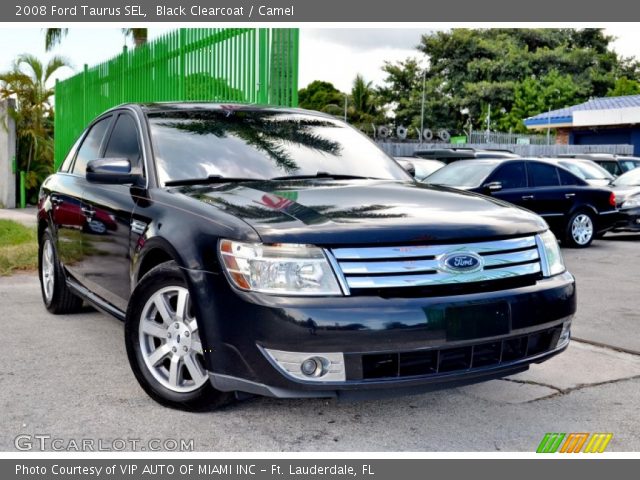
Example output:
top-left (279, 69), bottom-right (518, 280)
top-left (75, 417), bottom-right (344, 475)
top-left (547, 105), bottom-right (551, 145)
top-left (420, 69), bottom-right (426, 144)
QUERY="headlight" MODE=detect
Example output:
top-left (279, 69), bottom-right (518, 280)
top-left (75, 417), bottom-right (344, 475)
top-left (536, 230), bottom-right (565, 277)
top-left (219, 239), bottom-right (342, 295)
top-left (621, 197), bottom-right (640, 209)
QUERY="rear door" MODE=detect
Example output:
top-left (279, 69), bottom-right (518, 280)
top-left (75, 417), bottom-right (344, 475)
top-left (52, 115), bottom-right (112, 280)
top-left (525, 161), bottom-right (574, 231)
top-left (80, 111), bottom-right (144, 311)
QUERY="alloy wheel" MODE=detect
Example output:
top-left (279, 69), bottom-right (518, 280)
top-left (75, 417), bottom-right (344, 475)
top-left (41, 239), bottom-right (55, 303)
top-left (571, 214), bottom-right (593, 246)
top-left (138, 286), bottom-right (208, 393)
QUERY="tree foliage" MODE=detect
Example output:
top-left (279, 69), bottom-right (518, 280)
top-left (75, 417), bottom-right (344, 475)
top-left (44, 28), bottom-right (148, 51)
top-left (301, 28), bottom-right (639, 136)
top-left (0, 54), bottom-right (71, 203)
top-left (298, 80), bottom-right (344, 114)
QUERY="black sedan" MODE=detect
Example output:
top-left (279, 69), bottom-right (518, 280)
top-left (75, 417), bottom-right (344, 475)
top-left (37, 103), bottom-right (575, 410)
top-left (424, 158), bottom-right (618, 247)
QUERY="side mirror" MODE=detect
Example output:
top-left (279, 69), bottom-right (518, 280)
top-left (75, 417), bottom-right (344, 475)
top-left (401, 162), bottom-right (416, 177)
top-left (483, 181), bottom-right (503, 193)
top-left (86, 158), bottom-right (141, 185)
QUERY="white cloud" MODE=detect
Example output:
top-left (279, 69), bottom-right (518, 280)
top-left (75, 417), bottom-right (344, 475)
top-left (299, 28), bottom-right (427, 91)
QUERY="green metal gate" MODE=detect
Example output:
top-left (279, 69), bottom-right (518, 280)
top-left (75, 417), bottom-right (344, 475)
top-left (54, 28), bottom-right (299, 168)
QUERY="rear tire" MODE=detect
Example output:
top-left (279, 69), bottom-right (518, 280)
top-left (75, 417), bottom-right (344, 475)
top-left (564, 210), bottom-right (595, 248)
top-left (38, 227), bottom-right (83, 314)
top-left (124, 261), bottom-right (234, 411)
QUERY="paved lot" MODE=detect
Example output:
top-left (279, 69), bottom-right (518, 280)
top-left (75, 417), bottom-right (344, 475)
top-left (1, 234), bottom-right (639, 452)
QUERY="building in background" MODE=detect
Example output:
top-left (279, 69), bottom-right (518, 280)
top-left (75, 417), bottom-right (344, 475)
top-left (524, 94), bottom-right (640, 155)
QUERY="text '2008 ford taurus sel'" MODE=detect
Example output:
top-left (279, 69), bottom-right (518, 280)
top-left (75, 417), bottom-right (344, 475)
top-left (38, 103), bottom-right (576, 410)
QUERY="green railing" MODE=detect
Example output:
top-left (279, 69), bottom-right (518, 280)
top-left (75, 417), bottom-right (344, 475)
top-left (54, 28), bottom-right (299, 168)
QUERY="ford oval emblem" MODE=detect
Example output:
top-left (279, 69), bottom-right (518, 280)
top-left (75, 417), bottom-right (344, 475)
top-left (441, 252), bottom-right (484, 274)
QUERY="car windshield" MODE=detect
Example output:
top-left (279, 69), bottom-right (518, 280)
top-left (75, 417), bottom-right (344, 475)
top-left (147, 109), bottom-right (409, 185)
top-left (558, 161), bottom-right (613, 180)
top-left (414, 160), bottom-right (444, 180)
top-left (612, 168), bottom-right (640, 186)
top-left (423, 161), bottom-right (497, 187)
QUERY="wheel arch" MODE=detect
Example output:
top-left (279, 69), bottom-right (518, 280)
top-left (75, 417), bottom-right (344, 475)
top-left (134, 238), bottom-right (183, 285)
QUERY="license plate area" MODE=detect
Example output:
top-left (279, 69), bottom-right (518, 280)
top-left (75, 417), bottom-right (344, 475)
top-left (446, 301), bottom-right (510, 341)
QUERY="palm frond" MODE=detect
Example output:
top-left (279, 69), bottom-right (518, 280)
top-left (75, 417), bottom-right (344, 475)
top-left (44, 28), bottom-right (68, 51)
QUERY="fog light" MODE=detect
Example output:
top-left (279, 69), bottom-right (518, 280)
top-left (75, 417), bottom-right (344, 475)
top-left (558, 322), bottom-right (571, 347)
top-left (262, 348), bottom-right (346, 382)
top-left (301, 357), bottom-right (323, 377)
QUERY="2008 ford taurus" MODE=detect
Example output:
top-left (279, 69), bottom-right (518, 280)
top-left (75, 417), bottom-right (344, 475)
top-left (37, 103), bottom-right (575, 410)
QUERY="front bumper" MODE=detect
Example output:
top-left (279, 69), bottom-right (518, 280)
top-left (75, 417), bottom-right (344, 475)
top-left (185, 271), bottom-right (576, 399)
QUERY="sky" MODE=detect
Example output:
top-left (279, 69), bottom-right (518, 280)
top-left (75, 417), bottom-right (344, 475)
top-left (0, 27), bottom-right (638, 93)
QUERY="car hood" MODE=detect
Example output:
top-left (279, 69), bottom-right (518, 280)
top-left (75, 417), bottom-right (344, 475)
top-left (174, 179), bottom-right (548, 245)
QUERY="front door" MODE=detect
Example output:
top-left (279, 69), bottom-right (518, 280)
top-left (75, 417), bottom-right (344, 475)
top-left (80, 112), bottom-right (143, 312)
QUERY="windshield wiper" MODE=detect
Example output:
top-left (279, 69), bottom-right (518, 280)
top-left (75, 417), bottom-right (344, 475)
top-left (164, 175), bottom-right (264, 187)
top-left (270, 172), bottom-right (377, 181)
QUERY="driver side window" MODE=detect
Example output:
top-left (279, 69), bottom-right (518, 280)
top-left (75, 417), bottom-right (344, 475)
top-left (103, 114), bottom-right (142, 171)
top-left (489, 162), bottom-right (527, 189)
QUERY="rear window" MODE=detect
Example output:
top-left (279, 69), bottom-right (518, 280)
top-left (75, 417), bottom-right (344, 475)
top-left (147, 109), bottom-right (408, 185)
top-left (558, 161), bottom-right (613, 180)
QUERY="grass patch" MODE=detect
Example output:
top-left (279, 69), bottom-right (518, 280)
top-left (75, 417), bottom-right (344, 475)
top-left (0, 220), bottom-right (38, 276)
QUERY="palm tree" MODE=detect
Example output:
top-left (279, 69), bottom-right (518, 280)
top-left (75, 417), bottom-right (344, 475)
top-left (44, 28), bottom-right (148, 51)
top-left (0, 54), bottom-right (71, 198)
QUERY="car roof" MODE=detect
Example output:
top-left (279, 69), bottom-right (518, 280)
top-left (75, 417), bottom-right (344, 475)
top-left (394, 157), bottom-right (445, 164)
top-left (108, 102), bottom-right (331, 118)
top-left (559, 153), bottom-right (631, 161)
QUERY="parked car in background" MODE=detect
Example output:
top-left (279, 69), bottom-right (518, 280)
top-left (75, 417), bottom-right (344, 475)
top-left (607, 168), bottom-right (640, 233)
top-left (559, 153), bottom-right (640, 177)
top-left (543, 158), bottom-right (615, 186)
top-left (413, 148), bottom-right (519, 165)
top-left (423, 158), bottom-right (618, 248)
top-left (395, 157), bottom-right (445, 181)
top-left (37, 103), bottom-right (575, 410)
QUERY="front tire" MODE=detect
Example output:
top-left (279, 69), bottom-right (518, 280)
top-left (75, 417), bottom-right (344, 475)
top-left (564, 210), bottom-right (595, 248)
top-left (124, 261), bottom-right (233, 411)
top-left (38, 227), bottom-right (83, 314)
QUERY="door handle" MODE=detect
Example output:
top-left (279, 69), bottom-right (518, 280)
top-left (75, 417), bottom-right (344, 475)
top-left (50, 196), bottom-right (63, 206)
top-left (565, 193), bottom-right (576, 199)
top-left (521, 195), bottom-right (534, 200)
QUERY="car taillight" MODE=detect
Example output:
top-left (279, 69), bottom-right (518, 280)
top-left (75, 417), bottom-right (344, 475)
top-left (609, 192), bottom-right (616, 207)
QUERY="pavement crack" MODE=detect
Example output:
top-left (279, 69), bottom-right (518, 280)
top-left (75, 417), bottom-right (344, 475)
top-left (522, 374), bottom-right (640, 403)
top-left (572, 337), bottom-right (640, 357)
top-left (501, 377), bottom-right (562, 392)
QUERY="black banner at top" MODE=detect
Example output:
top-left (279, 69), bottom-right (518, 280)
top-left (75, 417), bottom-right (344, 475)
top-left (4, 0), bottom-right (640, 22)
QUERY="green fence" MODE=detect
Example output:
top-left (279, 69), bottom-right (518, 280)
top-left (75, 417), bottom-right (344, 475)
top-left (54, 28), bottom-right (299, 168)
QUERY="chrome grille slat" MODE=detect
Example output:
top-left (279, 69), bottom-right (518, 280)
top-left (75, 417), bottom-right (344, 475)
top-left (332, 236), bottom-right (537, 260)
top-left (330, 236), bottom-right (541, 291)
top-left (345, 263), bottom-right (541, 289)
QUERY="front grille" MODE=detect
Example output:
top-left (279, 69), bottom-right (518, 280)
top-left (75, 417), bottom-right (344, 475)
top-left (330, 236), bottom-right (541, 293)
top-left (359, 327), bottom-right (561, 380)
